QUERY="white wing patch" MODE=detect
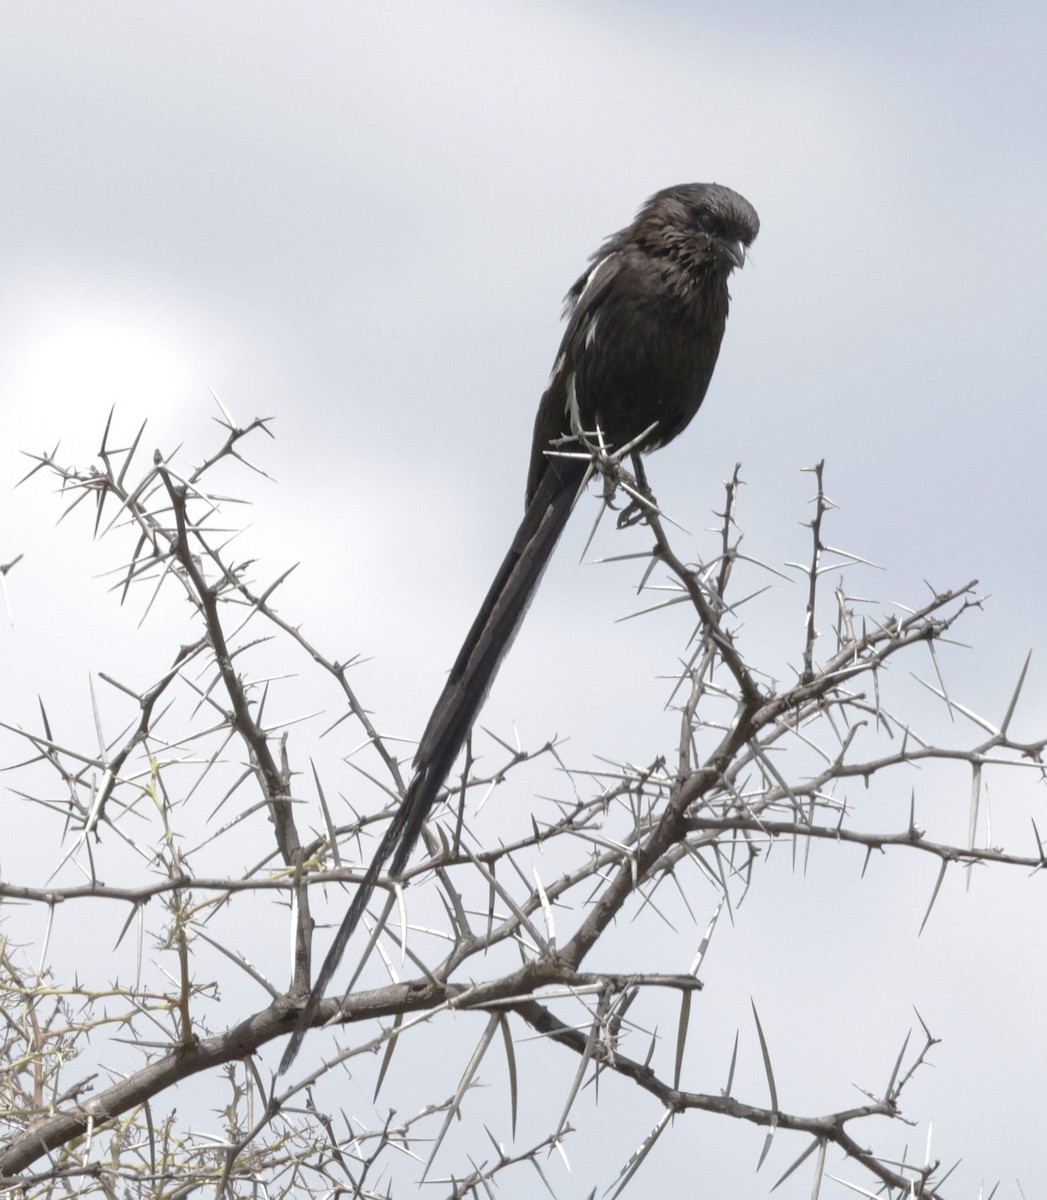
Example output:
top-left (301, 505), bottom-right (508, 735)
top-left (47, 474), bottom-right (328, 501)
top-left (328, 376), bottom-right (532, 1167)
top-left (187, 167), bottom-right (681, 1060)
top-left (558, 251), bottom-right (617, 439)
top-left (566, 370), bottom-right (582, 437)
top-left (575, 253), bottom-right (612, 308)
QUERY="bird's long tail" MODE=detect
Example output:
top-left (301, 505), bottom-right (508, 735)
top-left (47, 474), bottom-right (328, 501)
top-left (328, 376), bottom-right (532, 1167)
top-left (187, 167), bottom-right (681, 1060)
top-left (391, 453), bottom-right (587, 873)
top-left (279, 454), bottom-right (587, 1072)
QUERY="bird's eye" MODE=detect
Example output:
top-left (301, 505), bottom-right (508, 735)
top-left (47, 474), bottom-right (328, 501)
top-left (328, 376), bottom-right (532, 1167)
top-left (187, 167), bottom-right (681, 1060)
top-left (694, 209), bottom-right (718, 235)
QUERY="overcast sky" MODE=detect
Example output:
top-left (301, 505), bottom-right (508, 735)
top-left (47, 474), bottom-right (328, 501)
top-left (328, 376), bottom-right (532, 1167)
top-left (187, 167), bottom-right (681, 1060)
top-left (1, 3), bottom-right (1045, 1196)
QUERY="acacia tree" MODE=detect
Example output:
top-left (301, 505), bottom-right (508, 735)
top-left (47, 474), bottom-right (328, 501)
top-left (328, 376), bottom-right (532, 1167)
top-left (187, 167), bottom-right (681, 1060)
top-left (0, 408), bottom-right (1043, 1197)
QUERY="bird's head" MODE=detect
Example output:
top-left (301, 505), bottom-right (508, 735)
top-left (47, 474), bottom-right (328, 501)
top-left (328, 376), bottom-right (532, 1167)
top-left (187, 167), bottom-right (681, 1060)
top-left (635, 182), bottom-right (759, 274)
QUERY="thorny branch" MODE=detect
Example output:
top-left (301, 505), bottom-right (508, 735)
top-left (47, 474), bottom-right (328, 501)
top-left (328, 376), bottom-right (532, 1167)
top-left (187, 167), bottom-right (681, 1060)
top-left (1, 412), bottom-right (1043, 1198)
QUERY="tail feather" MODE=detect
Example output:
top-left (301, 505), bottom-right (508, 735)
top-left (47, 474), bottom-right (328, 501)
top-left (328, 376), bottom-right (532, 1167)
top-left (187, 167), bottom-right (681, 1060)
top-left (279, 454), bottom-right (587, 1071)
top-left (391, 455), bottom-right (585, 872)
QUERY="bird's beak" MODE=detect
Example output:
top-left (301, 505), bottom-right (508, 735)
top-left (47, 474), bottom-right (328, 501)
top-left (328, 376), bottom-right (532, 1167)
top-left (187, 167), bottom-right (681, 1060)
top-left (720, 238), bottom-right (746, 270)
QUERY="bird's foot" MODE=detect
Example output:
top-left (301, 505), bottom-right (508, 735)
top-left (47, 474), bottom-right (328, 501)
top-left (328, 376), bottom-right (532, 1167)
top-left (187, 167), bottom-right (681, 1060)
top-left (616, 496), bottom-right (655, 528)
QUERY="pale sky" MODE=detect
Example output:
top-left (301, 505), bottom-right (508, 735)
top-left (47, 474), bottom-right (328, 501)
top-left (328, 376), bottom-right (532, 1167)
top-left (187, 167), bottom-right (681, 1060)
top-left (1, 3), bottom-right (1044, 1196)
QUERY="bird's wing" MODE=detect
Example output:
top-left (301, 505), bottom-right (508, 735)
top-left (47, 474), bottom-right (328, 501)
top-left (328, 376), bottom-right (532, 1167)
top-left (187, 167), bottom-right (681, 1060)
top-left (526, 250), bottom-right (624, 504)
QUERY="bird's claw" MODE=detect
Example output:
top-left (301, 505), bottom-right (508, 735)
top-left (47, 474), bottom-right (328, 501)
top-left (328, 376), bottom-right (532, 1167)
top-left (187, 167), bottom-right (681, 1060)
top-left (616, 499), bottom-right (649, 528)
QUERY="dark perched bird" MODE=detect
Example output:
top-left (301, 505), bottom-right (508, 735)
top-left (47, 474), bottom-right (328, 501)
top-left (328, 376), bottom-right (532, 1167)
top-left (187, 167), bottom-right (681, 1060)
top-left (280, 182), bottom-right (758, 1071)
